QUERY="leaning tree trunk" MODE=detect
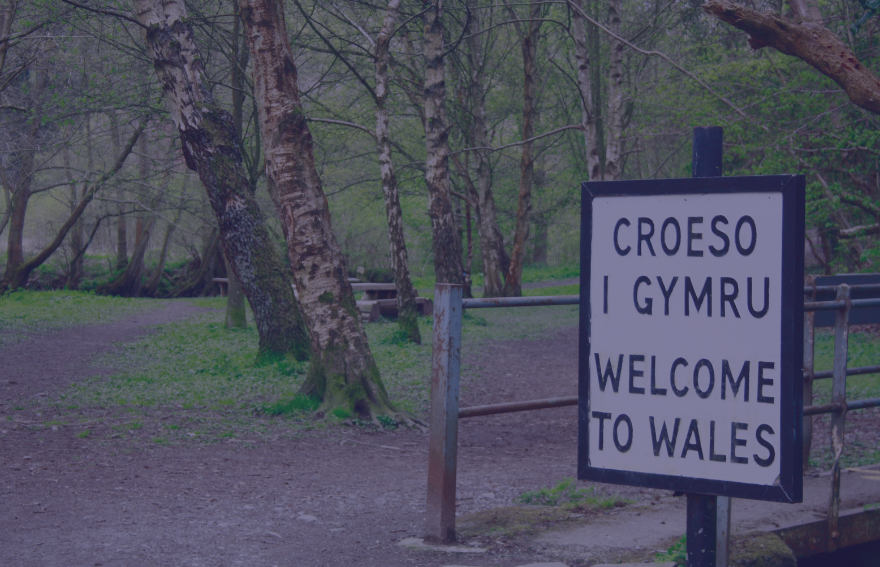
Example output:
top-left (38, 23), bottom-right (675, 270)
top-left (570, 0), bottom-right (602, 182)
top-left (504, 1), bottom-right (542, 297)
top-left (240, 0), bottom-right (398, 419)
top-left (603, 0), bottom-right (625, 180)
top-left (376, 0), bottom-right (421, 344)
top-left (134, 0), bottom-right (310, 362)
top-left (466, 0), bottom-right (509, 297)
top-left (424, 0), bottom-right (464, 285)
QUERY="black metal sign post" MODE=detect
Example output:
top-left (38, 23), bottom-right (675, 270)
top-left (687, 126), bottom-right (723, 567)
top-left (579, 127), bottom-right (805, 567)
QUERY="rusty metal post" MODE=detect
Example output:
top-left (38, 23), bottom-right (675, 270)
top-left (803, 275), bottom-right (816, 468)
top-left (425, 283), bottom-right (463, 544)
top-left (827, 284), bottom-right (850, 552)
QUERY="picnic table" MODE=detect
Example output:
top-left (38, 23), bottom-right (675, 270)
top-left (211, 278), bottom-right (431, 323)
top-left (351, 282), bottom-right (432, 323)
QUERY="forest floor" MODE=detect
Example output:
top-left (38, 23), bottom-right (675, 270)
top-left (1, 291), bottom-right (879, 566)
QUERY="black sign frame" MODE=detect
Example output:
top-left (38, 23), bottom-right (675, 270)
top-left (578, 175), bottom-right (805, 503)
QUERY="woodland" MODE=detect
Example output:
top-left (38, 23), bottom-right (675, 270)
top-left (1, 0), bottom-right (880, 416)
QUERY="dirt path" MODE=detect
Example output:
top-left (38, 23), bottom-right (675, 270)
top-left (0, 305), bottom-right (585, 567)
top-left (1, 302), bottom-right (209, 407)
top-left (1, 307), bottom-right (878, 567)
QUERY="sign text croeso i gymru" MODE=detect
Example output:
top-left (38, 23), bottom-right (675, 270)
top-left (579, 176), bottom-right (805, 502)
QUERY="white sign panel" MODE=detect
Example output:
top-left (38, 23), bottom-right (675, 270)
top-left (578, 177), bottom-right (804, 503)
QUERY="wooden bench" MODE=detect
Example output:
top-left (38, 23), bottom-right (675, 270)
top-left (212, 278), bottom-right (431, 323)
top-left (352, 283), bottom-right (432, 323)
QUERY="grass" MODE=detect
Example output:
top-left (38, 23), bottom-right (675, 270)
top-left (813, 330), bottom-right (880, 404)
top-left (0, 290), bottom-right (159, 349)
top-left (412, 262), bottom-right (579, 299)
top-left (811, 328), bottom-right (880, 469)
top-left (517, 478), bottom-right (629, 511)
top-left (13, 273), bottom-right (580, 443)
top-left (655, 535), bottom-right (686, 565)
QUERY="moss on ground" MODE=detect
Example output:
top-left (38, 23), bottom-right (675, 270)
top-left (729, 532), bottom-right (796, 567)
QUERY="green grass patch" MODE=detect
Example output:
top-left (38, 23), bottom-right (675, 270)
top-left (517, 478), bottom-right (628, 511)
top-left (23, 282), bottom-right (580, 441)
top-left (331, 407), bottom-right (353, 419)
top-left (523, 284), bottom-right (579, 297)
top-left (0, 290), bottom-right (161, 349)
top-left (412, 262), bottom-right (579, 299)
top-left (655, 535), bottom-right (686, 565)
top-left (76, 430), bottom-right (90, 438)
top-left (814, 330), bottom-right (880, 403)
top-left (812, 329), bottom-right (880, 469)
top-left (261, 394), bottom-right (320, 416)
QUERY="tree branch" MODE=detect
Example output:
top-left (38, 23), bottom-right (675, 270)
top-left (60, 0), bottom-right (149, 30)
top-left (560, 0), bottom-right (748, 117)
top-left (839, 223), bottom-right (880, 238)
top-left (703, 0), bottom-right (880, 115)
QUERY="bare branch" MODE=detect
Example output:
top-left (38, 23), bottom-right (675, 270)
top-left (559, 0), bottom-right (748, 118)
top-left (60, 0), bottom-right (149, 30)
top-left (306, 117), bottom-right (376, 139)
top-left (452, 124), bottom-right (583, 156)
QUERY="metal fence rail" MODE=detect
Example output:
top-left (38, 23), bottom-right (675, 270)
top-left (426, 282), bottom-right (880, 554)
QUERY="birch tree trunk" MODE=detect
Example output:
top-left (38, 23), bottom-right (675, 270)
top-left (133, 0), bottom-right (310, 361)
top-left (503, 0), bottom-right (542, 297)
top-left (603, 0), bottom-right (625, 180)
top-left (225, 0), bottom-right (249, 328)
top-left (376, 0), bottom-right (420, 344)
top-left (424, 0), bottom-right (464, 285)
top-left (239, 0), bottom-right (399, 419)
top-left (466, 0), bottom-right (509, 297)
top-left (570, 0), bottom-right (602, 182)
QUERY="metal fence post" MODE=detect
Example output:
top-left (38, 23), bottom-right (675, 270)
top-left (803, 275), bottom-right (816, 468)
top-left (827, 284), bottom-right (850, 552)
top-left (425, 283), bottom-right (463, 544)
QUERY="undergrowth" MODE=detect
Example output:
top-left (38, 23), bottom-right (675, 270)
top-left (655, 535), bottom-right (686, 565)
top-left (517, 478), bottom-right (629, 511)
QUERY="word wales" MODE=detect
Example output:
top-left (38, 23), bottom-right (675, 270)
top-left (588, 193), bottom-right (784, 486)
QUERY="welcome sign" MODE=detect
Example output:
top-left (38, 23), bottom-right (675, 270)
top-left (578, 176), bottom-right (805, 503)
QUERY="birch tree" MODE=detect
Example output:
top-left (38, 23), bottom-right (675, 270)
top-left (132, 0), bottom-right (310, 362)
top-left (424, 0), bottom-right (465, 285)
top-left (239, 0), bottom-right (401, 419)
